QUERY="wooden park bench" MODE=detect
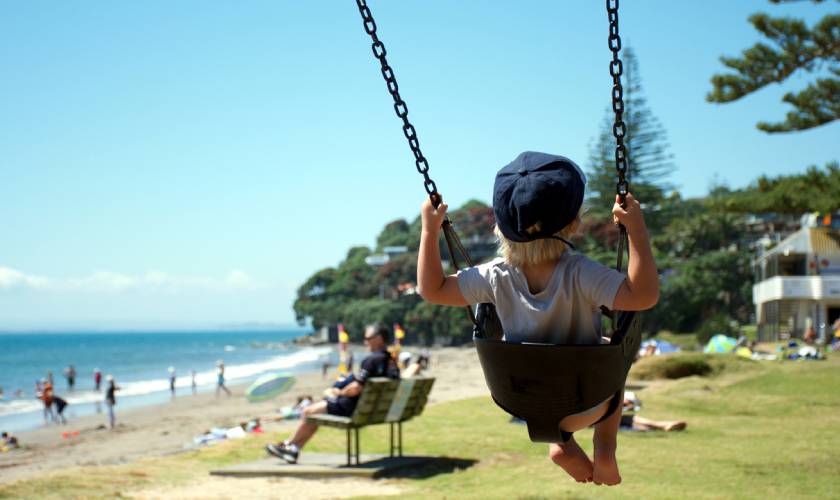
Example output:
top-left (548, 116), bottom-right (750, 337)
top-left (306, 376), bottom-right (435, 465)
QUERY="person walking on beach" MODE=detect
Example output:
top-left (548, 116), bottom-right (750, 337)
top-left (216, 360), bottom-right (231, 398)
top-left (168, 367), bottom-right (177, 398)
top-left (36, 379), bottom-right (56, 424)
top-left (190, 369), bottom-right (197, 395)
top-left (94, 368), bottom-right (102, 392)
top-left (64, 365), bottom-right (76, 392)
top-left (104, 375), bottom-right (119, 429)
top-left (53, 395), bottom-right (69, 424)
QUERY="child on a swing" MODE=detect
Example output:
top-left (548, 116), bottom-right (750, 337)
top-left (417, 151), bottom-right (658, 486)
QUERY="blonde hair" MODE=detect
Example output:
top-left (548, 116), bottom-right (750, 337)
top-left (494, 217), bottom-right (581, 268)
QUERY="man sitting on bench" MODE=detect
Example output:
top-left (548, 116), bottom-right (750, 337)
top-left (266, 323), bottom-right (400, 464)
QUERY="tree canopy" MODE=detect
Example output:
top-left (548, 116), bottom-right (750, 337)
top-left (292, 200), bottom-right (494, 343)
top-left (294, 163), bottom-right (839, 343)
top-left (720, 162), bottom-right (840, 213)
top-left (708, 0), bottom-right (840, 132)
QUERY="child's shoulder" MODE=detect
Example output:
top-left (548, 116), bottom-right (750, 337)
top-left (477, 256), bottom-right (508, 270)
top-left (460, 257), bottom-right (511, 282)
top-left (470, 256), bottom-right (509, 274)
top-left (564, 251), bottom-right (610, 270)
top-left (553, 252), bottom-right (622, 286)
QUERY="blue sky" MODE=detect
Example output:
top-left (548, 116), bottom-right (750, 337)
top-left (1, 1), bottom-right (837, 329)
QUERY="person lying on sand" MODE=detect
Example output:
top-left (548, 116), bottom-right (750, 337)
top-left (1, 431), bottom-right (19, 450)
top-left (620, 392), bottom-right (687, 432)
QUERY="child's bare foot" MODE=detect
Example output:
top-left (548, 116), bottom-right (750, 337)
top-left (665, 421), bottom-right (687, 432)
top-left (548, 438), bottom-right (593, 483)
top-left (592, 447), bottom-right (621, 486)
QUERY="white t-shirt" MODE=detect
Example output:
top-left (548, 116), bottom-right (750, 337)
top-left (457, 253), bottom-right (626, 345)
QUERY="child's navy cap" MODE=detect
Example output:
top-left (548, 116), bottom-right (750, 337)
top-left (493, 151), bottom-right (586, 243)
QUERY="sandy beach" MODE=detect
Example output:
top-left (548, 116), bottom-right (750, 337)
top-left (0, 346), bottom-right (488, 489)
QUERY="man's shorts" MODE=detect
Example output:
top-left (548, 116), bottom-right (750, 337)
top-left (326, 396), bottom-right (357, 417)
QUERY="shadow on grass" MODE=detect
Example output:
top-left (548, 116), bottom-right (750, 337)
top-left (380, 456), bottom-right (478, 479)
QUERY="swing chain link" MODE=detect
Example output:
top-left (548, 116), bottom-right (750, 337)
top-left (355, 0), bottom-right (439, 200)
top-left (606, 0), bottom-right (628, 201)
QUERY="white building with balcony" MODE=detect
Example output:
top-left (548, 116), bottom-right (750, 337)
top-left (753, 226), bottom-right (840, 341)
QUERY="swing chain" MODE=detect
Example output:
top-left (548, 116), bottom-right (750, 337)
top-left (606, 0), bottom-right (628, 201)
top-left (607, 0), bottom-right (630, 290)
top-left (355, 0), bottom-right (439, 200)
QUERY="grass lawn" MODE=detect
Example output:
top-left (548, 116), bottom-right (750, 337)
top-left (2, 353), bottom-right (838, 499)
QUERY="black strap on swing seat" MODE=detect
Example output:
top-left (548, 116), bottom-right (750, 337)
top-left (472, 302), bottom-right (642, 443)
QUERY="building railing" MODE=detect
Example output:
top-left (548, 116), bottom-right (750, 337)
top-left (753, 275), bottom-right (840, 304)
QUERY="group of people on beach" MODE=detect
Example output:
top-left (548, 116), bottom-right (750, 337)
top-left (166, 360), bottom-right (232, 398)
top-left (35, 378), bottom-right (68, 425)
top-left (5, 358), bottom-right (232, 436)
top-left (30, 369), bottom-right (120, 430)
top-left (0, 367), bottom-right (100, 402)
top-left (93, 359), bottom-right (233, 431)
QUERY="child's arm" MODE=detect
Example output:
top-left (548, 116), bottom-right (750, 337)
top-left (611, 193), bottom-right (659, 311)
top-left (416, 196), bottom-right (469, 306)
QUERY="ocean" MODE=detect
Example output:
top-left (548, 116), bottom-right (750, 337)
top-left (0, 330), bottom-right (333, 433)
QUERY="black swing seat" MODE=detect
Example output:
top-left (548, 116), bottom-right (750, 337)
top-left (473, 302), bottom-right (642, 443)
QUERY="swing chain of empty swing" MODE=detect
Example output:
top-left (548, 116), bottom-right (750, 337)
top-left (355, 0), bottom-right (439, 201)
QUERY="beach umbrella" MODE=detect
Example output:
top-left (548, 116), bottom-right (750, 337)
top-left (245, 373), bottom-right (295, 402)
top-left (703, 335), bottom-right (737, 353)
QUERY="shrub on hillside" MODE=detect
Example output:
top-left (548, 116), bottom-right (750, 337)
top-left (630, 352), bottom-right (758, 381)
top-left (632, 353), bottom-right (713, 380)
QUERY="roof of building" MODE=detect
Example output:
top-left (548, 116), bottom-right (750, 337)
top-left (762, 227), bottom-right (840, 258)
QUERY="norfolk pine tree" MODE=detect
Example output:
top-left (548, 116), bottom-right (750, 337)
top-left (586, 47), bottom-right (674, 216)
top-left (584, 46), bottom-right (676, 263)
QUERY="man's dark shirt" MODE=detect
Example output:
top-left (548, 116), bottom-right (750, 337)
top-left (327, 348), bottom-right (399, 416)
